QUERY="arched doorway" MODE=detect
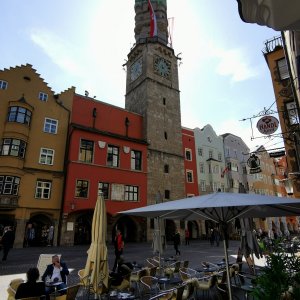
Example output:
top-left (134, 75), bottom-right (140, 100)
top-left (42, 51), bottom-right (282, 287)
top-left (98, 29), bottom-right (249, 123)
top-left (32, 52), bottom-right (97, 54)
top-left (26, 214), bottom-right (52, 247)
top-left (113, 216), bottom-right (137, 242)
top-left (187, 221), bottom-right (199, 239)
top-left (74, 212), bottom-right (93, 245)
top-left (165, 219), bottom-right (176, 242)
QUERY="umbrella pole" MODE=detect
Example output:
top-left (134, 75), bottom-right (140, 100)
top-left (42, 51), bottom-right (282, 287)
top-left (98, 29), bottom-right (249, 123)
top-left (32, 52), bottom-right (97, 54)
top-left (223, 235), bottom-right (233, 300)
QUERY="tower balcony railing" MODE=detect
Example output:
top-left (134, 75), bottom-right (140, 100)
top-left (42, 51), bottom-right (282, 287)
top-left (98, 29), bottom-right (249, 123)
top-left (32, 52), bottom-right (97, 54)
top-left (263, 35), bottom-right (283, 54)
top-left (131, 36), bottom-right (172, 50)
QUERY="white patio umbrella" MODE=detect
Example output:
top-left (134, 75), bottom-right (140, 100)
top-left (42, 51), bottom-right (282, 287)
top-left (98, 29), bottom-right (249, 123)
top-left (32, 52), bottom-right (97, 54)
top-left (118, 192), bottom-right (300, 300)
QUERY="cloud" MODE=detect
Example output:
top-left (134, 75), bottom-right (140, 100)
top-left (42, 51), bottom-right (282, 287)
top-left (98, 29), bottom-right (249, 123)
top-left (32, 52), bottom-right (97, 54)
top-left (208, 43), bottom-right (259, 82)
top-left (30, 28), bottom-right (82, 75)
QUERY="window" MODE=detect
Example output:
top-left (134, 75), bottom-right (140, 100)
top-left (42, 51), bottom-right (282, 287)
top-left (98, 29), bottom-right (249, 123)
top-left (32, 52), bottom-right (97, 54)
top-left (213, 182), bottom-right (218, 192)
top-left (0, 176), bottom-right (20, 195)
top-left (186, 170), bottom-right (193, 183)
top-left (286, 101), bottom-right (299, 125)
top-left (218, 153), bottom-right (222, 161)
top-left (185, 149), bottom-right (192, 161)
top-left (0, 138), bottom-right (26, 158)
top-left (107, 145), bottom-right (119, 167)
top-left (164, 190), bottom-right (170, 199)
top-left (233, 149), bottom-right (237, 158)
top-left (277, 58), bottom-right (289, 80)
top-left (98, 182), bottom-right (109, 199)
top-left (44, 118), bottom-right (58, 134)
top-left (200, 180), bottom-right (206, 192)
top-left (213, 165), bottom-right (219, 174)
top-left (199, 163), bottom-right (205, 173)
top-left (164, 164), bottom-right (169, 173)
top-left (198, 148), bottom-right (203, 156)
top-left (35, 180), bottom-right (51, 199)
top-left (209, 150), bottom-right (213, 159)
top-left (131, 150), bottom-right (142, 170)
top-left (225, 147), bottom-right (230, 157)
top-left (79, 139), bottom-right (94, 163)
top-left (39, 148), bottom-right (54, 165)
top-left (242, 166), bottom-right (247, 174)
top-left (163, 98), bottom-right (166, 105)
top-left (125, 185), bottom-right (138, 201)
top-left (75, 180), bottom-right (89, 198)
top-left (0, 80), bottom-right (8, 90)
top-left (164, 132), bottom-right (168, 140)
top-left (39, 92), bottom-right (48, 101)
top-left (7, 106), bottom-right (32, 125)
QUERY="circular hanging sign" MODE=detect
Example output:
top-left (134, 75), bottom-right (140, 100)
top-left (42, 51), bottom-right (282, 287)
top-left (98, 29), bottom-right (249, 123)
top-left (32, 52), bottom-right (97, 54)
top-left (256, 115), bottom-right (279, 135)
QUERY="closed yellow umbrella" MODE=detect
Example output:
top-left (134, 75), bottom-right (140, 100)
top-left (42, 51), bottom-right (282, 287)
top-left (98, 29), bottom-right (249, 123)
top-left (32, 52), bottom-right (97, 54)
top-left (84, 193), bottom-right (109, 295)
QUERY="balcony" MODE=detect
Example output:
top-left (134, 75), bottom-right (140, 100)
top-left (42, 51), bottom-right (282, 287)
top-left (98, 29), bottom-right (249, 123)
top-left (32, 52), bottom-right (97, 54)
top-left (0, 195), bottom-right (19, 209)
top-left (263, 36), bottom-right (283, 54)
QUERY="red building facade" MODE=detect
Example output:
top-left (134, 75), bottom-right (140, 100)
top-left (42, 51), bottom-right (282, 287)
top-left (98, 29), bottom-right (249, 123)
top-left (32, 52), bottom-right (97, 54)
top-left (60, 94), bottom-right (148, 245)
top-left (182, 127), bottom-right (199, 197)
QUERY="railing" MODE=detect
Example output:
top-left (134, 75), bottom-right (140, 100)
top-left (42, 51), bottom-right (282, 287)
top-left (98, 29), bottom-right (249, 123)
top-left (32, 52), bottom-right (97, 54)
top-left (263, 35), bottom-right (283, 53)
top-left (131, 36), bottom-right (172, 50)
top-left (0, 195), bottom-right (19, 209)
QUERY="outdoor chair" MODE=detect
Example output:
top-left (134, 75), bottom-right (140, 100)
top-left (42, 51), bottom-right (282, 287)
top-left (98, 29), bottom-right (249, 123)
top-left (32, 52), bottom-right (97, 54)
top-left (130, 268), bottom-right (148, 296)
top-left (165, 261), bottom-right (181, 278)
top-left (7, 278), bottom-right (24, 300)
top-left (52, 284), bottom-right (80, 300)
top-left (140, 275), bottom-right (160, 298)
top-left (149, 289), bottom-right (175, 300)
top-left (171, 282), bottom-right (194, 300)
top-left (78, 264), bottom-right (95, 299)
top-left (179, 268), bottom-right (199, 282)
top-left (15, 297), bottom-right (43, 300)
top-left (246, 256), bottom-right (255, 275)
top-left (147, 257), bottom-right (160, 268)
top-left (182, 261), bottom-right (189, 268)
top-left (110, 273), bottom-right (131, 292)
top-left (192, 274), bottom-right (218, 298)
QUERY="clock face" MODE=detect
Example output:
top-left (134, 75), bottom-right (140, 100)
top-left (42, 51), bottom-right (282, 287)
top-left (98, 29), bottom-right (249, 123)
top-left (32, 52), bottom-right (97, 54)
top-left (154, 56), bottom-right (171, 79)
top-left (130, 58), bottom-right (142, 82)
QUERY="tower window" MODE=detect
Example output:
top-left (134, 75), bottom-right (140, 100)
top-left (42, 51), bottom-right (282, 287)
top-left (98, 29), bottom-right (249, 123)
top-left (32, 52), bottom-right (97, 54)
top-left (164, 164), bottom-right (169, 173)
top-left (164, 190), bottom-right (170, 199)
top-left (164, 132), bottom-right (168, 140)
top-left (163, 98), bottom-right (166, 105)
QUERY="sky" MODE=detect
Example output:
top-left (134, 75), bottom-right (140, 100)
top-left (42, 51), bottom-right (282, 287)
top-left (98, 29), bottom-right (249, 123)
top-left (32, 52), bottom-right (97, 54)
top-left (0, 0), bottom-right (284, 153)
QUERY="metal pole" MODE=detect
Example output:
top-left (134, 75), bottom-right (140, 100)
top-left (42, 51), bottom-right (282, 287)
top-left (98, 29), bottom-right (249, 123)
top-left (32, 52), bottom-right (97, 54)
top-left (221, 218), bottom-right (233, 300)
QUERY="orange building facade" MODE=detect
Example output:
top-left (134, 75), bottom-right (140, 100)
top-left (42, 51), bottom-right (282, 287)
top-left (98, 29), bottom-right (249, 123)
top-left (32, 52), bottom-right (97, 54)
top-left (0, 64), bottom-right (73, 248)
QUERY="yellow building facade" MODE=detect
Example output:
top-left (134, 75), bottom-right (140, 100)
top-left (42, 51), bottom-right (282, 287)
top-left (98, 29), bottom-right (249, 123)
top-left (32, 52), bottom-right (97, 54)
top-left (0, 64), bottom-right (74, 248)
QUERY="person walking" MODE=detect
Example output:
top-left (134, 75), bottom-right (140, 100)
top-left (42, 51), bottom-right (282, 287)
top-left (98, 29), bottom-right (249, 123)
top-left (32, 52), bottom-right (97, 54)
top-left (47, 225), bottom-right (54, 246)
top-left (1, 226), bottom-right (15, 261)
top-left (209, 228), bottom-right (214, 246)
top-left (185, 228), bottom-right (190, 245)
top-left (112, 229), bottom-right (124, 272)
top-left (174, 229), bottom-right (181, 256)
top-left (214, 227), bottom-right (220, 247)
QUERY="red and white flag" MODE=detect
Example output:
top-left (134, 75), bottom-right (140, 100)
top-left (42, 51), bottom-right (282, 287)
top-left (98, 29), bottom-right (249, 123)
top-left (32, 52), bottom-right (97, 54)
top-left (221, 167), bottom-right (229, 178)
top-left (148, 0), bottom-right (157, 37)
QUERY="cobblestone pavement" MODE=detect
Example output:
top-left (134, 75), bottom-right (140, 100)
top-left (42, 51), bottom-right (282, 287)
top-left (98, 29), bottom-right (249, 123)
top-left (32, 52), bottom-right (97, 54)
top-left (0, 239), bottom-right (244, 299)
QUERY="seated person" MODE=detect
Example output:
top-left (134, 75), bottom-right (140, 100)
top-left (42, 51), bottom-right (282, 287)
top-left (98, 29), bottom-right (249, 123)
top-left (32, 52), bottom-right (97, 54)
top-left (109, 257), bottom-right (133, 287)
top-left (15, 267), bottom-right (45, 299)
top-left (42, 255), bottom-right (69, 295)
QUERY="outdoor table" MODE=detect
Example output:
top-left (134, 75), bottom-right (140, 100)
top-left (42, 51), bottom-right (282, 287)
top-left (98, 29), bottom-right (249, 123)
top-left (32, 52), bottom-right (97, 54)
top-left (240, 284), bottom-right (255, 299)
top-left (157, 276), bottom-right (182, 290)
top-left (109, 290), bottom-right (135, 300)
top-left (195, 267), bottom-right (218, 274)
top-left (46, 281), bottom-right (64, 299)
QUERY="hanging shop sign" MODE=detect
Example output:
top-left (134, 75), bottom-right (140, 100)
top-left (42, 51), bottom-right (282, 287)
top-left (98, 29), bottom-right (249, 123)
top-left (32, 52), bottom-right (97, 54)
top-left (257, 115), bottom-right (279, 135)
top-left (247, 154), bottom-right (261, 174)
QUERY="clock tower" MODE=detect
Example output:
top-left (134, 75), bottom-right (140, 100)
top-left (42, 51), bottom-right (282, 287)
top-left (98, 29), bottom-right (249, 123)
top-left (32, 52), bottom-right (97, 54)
top-left (125, 0), bottom-right (185, 209)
